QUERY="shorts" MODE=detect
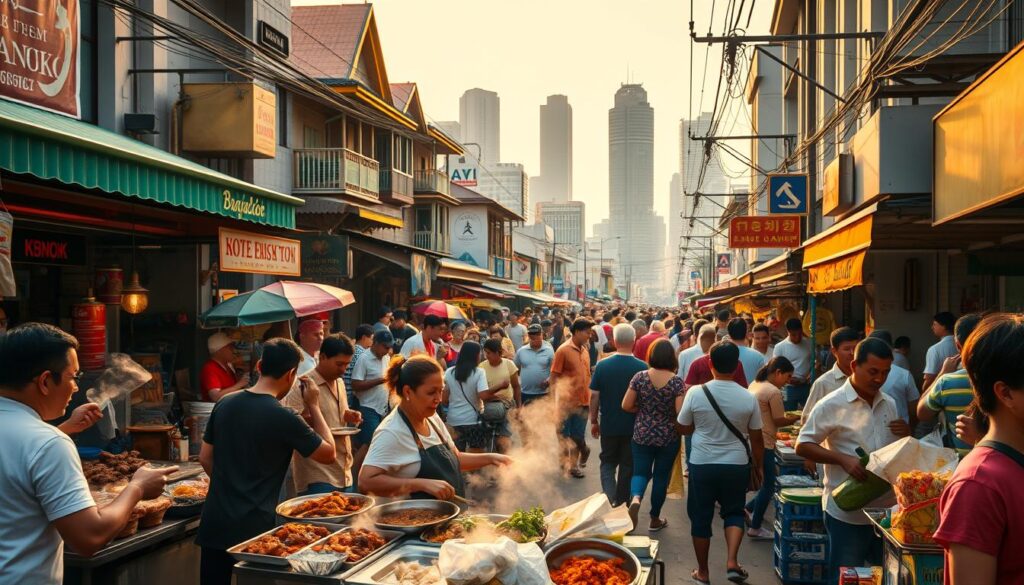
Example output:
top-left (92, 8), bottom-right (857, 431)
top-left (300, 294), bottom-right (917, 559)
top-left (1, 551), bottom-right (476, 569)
top-left (560, 409), bottom-right (587, 440)
top-left (356, 406), bottom-right (385, 446)
top-left (453, 424), bottom-right (487, 450)
top-left (686, 463), bottom-right (750, 538)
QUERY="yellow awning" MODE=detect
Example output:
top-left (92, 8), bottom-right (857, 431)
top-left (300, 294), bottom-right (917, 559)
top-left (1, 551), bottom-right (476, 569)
top-left (802, 210), bottom-right (874, 268)
top-left (357, 207), bottom-right (403, 228)
top-left (807, 250), bottom-right (866, 293)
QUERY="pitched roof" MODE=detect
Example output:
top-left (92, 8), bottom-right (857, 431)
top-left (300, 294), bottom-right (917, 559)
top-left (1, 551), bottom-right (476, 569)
top-left (390, 83), bottom-right (416, 112)
top-left (451, 183), bottom-right (525, 222)
top-left (290, 4), bottom-right (371, 79)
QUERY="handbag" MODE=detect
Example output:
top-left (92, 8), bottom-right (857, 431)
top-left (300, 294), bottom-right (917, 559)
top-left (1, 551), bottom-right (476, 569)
top-left (455, 380), bottom-right (506, 425)
top-left (700, 384), bottom-right (761, 491)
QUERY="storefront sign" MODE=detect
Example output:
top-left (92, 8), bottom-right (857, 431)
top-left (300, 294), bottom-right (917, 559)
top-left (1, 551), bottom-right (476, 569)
top-left (823, 154), bottom-right (853, 216)
top-left (257, 20), bottom-right (289, 58)
top-left (12, 229), bottom-right (86, 265)
top-left (223, 190), bottom-right (268, 221)
top-left (448, 156), bottom-right (478, 187)
top-left (450, 206), bottom-right (487, 268)
top-left (716, 253), bottom-right (732, 275)
top-left (728, 215), bottom-right (801, 248)
top-left (218, 227), bottom-right (300, 276)
top-left (0, 0), bottom-right (80, 118)
top-left (807, 251), bottom-right (865, 294)
top-left (299, 233), bottom-right (349, 280)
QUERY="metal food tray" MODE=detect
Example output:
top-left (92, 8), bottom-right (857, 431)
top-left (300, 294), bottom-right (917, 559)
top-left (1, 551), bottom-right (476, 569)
top-left (340, 542), bottom-right (440, 585)
top-left (417, 513), bottom-right (509, 547)
top-left (303, 526), bottom-right (405, 571)
top-left (276, 493), bottom-right (376, 526)
top-left (545, 538), bottom-right (643, 585)
top-left (373, 499), bottom-right (461, 535)
top-left (864, 508), bottom-right (944, 554)
top-left (227, 523), bottom-right (335, 567)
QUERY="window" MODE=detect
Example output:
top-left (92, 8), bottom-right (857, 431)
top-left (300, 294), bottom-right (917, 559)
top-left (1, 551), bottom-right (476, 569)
top-left (392, 135), bottom-right (412, 174)
top-left (415, 206), bottom-right (431, 232)
top-left (303, 126), bottom-right (322, 148)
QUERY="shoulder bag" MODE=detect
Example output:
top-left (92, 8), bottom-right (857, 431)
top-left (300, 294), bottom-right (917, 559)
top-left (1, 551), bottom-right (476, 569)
top-left (978, 440), bottom-right (1024, 470)
top-left (700, 384), bottom-right (761, 490)
top-left (455, 378), bottom-right (506, 425)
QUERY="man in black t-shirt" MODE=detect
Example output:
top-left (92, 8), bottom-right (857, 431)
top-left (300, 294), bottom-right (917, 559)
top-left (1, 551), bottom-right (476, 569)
top-left (196, 339), bottom-right (337, 585)
top-left (388, 310), bottom-right (418, 352)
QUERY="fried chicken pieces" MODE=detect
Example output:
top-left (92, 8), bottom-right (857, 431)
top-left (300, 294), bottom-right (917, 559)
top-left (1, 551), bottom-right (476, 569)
top-left (285, 492), bottom-right (365, 518)
top-left (240, 523), bottom-right (331, 557)
top-left (310, 528), bottom-right (386, 562)
top-left (83, 451), bottom-right (148, 488)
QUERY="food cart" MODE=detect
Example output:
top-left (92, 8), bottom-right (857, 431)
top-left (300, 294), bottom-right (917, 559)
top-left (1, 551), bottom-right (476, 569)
top-left (865, 509), bottom-right (944, 585)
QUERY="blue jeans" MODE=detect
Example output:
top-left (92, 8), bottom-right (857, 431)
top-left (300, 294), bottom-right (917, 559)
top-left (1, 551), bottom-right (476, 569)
top-left (299, 482), bottom-right (355, 496)
top-left (745, 449), bottom-right (777, 529)
top-left (630, 440), bottom-right (680, 518)
top-left (825, 513), bottom-right (883, 583)
top-left (687, 463), bottom-right (750, 538)
top-left (560, 409), bottom-right (587, 439)
top-left (783, 382), bottom-right (810, 411)
top-left (355, 406), bottom-right (385, 446)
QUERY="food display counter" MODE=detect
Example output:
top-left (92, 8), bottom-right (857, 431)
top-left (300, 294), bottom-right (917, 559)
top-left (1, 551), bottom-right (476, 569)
top-left (865, 509), bottom-right (944, 585)
top-left (63, 515), bottom-right (201, 585)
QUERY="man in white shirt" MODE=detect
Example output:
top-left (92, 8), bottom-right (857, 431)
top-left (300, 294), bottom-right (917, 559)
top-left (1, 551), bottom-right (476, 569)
top-left (400, 314), bottom-right (446, 361)
top-left (297, 319), bottom-right (326, 376)
top-left (505, 312), bottom-right (527, 351)
top-left (678, 324), bottom-right (717, 381)
top-left (773, 318), bottom-right (813, 410)
top-left (868, 330), bottom-right (921, 424)
top-left (0, 323), bottom-right (175, 584)
top-left (797, 338), bottom-right (911, 582)
top-left (727, 318), bottom-right (766, 387)
top-left (751, 324), bottom-right (774, 359)
top-left (923, 312), bottom-right (958, 391)
top-left (350, 330), bottom-right (393, 479)
top-left (802, 327), bottom-right (859, 423)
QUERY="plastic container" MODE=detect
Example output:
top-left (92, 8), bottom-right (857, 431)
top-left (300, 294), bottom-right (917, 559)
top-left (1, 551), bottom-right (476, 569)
top-left (182, 401), bottom-right (214, 456)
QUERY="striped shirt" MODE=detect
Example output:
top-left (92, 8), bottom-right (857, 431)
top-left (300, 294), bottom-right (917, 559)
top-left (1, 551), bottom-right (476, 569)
top-left (924, 368), bottom-right (973, 455)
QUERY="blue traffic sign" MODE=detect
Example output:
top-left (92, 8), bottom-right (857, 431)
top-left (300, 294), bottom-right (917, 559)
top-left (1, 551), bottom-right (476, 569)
top-left (768, 174), bottom-right (809, 215)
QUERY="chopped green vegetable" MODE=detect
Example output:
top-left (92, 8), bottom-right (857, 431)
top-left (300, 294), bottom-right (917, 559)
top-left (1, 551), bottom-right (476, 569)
top-left (496, 507), bottom-right (546, 540)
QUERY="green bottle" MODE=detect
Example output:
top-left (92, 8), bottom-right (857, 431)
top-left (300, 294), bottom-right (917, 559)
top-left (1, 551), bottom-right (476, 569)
top-left (831, 447), bottom-right (893, 511)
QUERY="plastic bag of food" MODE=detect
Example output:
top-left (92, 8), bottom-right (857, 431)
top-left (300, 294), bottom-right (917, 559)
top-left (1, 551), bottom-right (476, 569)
top-left (544, 493), bottom-right (632, 543)
top-left (865, 437), bottom-right (957, 485)
top-left (891, 498), bottom-right (940, 545)
top-left (438, 537), bottom-right (552, 585)
top-left (894, 471), bottom-right (950, 509)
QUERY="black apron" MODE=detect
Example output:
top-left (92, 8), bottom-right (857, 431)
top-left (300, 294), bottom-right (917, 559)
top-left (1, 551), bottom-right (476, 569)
top-left (397, 408), bottom-right (466, 499)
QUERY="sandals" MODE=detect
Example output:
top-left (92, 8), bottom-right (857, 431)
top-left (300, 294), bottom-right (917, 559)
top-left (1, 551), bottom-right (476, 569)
top-left (649, 517), bottom-right (669, 532)
top-left (727, 567), bottom-right (749, 583)
top-left (691, 569), bottom-right (710, 585)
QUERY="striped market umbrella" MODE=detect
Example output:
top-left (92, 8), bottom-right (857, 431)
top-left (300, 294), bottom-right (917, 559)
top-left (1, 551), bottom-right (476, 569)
top-left (411, 300), bottom-right (469, 321)
top-left (200, 281), bottom-right (355, 328)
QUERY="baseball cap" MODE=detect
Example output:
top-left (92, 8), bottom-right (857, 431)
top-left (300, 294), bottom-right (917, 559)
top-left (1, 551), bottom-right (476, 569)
top-left (372, 329), bottom-right (395, 345)
top-left (527, 323), bottom-right (543, 334)
top-left (207, 332), bottom-right (233, 354)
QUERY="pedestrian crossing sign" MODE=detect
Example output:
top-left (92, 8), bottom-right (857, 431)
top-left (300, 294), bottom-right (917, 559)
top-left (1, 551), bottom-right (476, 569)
top-left (768, 174), bottom-right (809, 216)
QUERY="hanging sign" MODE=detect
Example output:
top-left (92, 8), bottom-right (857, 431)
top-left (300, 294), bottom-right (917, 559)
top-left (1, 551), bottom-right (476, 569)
top-left (716, 253), bottom-right (732, 275)
top-left (728, 215), bottom-right (801, 248)
top-left (0, 0), bottom-right (80, 118)
top-left (218, 227), bottom-right (300, 276)
top-left (299, 233), bottom-right (349, 280)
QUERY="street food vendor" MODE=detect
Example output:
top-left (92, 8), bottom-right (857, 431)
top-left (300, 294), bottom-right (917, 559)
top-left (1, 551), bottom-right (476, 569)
top-left (0, 323), bottom-right (176, 584)
top-left (359, 355), bottom-right (510, 500)
top-left (297, 318), bottom-right (326, 376)
top-left (200, 332), bottom-right (247, 402)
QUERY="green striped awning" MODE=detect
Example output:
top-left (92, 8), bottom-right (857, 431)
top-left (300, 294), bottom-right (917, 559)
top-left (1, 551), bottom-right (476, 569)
top-left (0, 99), bottom-right (303, 229)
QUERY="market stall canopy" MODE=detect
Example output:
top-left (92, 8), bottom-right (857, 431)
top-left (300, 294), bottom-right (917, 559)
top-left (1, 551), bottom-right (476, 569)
top-left (200, 281), bottom-right (355, 327)
top-left (482, 282), bottom-right (549, 304)
top-left (435, 258), bottom-right (493, 282)
top-left (0, 99), bottom-right (303, 229)
top-left (412, 300), bottom-right (469, 321)
top-left (450, 283), bottom-right (510, 299)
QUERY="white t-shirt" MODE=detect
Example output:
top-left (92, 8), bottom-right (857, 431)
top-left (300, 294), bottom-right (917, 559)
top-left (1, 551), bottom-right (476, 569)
top-left (506, 323), bottom-right (527, 351)
top-left (678, 379), bottom-right (762, 465)
top-left (735, 345), bottom-right (767, 388)
top-left (444, 367), bottom-right (489, 426)
top-left (298, 349), bottom-right (318, 377)
top-left (677, 345), bottom-right (705, 379)
top-left (773, 337), bottom-right (813, 380)
top-left (363, 411), bottom-right (455, 479)
top-left (352, 350), bottom-right (391, 415)
top-left (924, 335), bottom-right (956, 376)
top-left (400, 333), bottom-right (433, 358)
top-left (880, 365), bottom-right (920, 422)
top-left (0, 398), bottom-right (96, 584)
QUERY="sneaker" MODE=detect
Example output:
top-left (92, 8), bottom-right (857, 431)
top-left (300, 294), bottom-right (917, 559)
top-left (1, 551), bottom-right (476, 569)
top-left (628, 500), bottom-right (641, 531)
top-left (570, 467), bottom-right (585, 478)
top-left (578, 445), bottom-right (591, 468)
top-left (746, 527), bottom-right (773, 540)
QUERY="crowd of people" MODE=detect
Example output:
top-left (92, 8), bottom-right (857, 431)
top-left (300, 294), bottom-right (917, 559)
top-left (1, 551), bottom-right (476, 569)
top-left (2, 298), bottom-right (1022, 585)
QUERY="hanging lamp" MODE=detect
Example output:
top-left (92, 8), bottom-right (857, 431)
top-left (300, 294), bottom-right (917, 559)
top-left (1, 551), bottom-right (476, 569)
top-left (121, 211), bottom-right (149, 314)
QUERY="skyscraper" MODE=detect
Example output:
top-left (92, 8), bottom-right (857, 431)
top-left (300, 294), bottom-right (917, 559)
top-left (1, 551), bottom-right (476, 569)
top-left (667, 172), bottom-right (684, 285)
top-left (537, 201), bottom-right (585, 249)
top-left (677, 114), bottom-right (729, 289)
top-left (476, 162), bottom-right (529, 222)
top-left (608, 84), bottom-right (663, 295)
top-left (459, 89), bottom-right (500, 165)
top-left (533, 94), bottom-right (573, 205)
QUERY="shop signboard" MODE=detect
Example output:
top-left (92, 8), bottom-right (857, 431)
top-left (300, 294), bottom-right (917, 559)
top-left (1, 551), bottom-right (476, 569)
top-left (716, 253), bottom-right (732, 275)
top-left (257, 20), bottom-right (289, 58)
top-left (0, 0), bottom-right (80, 118)
top-left (218, 227), bottom-right (300, 276)
top-left (728, 215), bottom-right (801, 248)
top-left (552, 276), bottom-right (565, 294)
top-left (514, 255), bottom-right (532, 289)
top-left (298, 233), bottom-right (349, 280)
top-left (448, 156), bottom-right (478, 187)
top-left (450, 206), bottom-right (487, 268)
top-left (823, 154), bottom-right (854, 216)
top-left (807, 251), bottom-right (865, 294)
top-left (12, 229), bottom-right (86, 266)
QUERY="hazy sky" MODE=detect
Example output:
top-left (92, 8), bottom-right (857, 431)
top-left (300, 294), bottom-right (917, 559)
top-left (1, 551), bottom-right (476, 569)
top-left (291, 0), bottom-right (772, 236)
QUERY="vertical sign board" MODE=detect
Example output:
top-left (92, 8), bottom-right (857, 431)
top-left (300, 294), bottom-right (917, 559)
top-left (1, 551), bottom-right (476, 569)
top-left (716, 253), bottom-right (732, 275)
top-left (0, 0), bottom-right (80, 118)
top-left (822, 154), bottom-right (854, 217)
top-left (449, 206), bottom-right (488, 268)
top-left (448, 156), bottom-right (478, 187)
top-left (768, 174), bottom-right (809, 216)
top-left (298, 234), bottom-right (349, 280)
top-left (410, 253), bottom-right (431, 297)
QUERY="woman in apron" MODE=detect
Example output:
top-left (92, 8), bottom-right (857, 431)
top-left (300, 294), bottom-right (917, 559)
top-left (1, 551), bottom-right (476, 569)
top-left (359, 355), bottom-right (510, 499)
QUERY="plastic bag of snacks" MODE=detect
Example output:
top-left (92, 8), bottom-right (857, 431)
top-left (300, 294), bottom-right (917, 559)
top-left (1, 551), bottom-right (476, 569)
top-left (889, 471), bottom-right (951, 545)
top-left (894, 470), bottom-right (950, 508)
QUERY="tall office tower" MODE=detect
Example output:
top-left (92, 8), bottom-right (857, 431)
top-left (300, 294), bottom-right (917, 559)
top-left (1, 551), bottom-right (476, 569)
top-left (678, 114), bottom-right (729, 284)
top-left (477, 162), bottom-right (529, 222)
top-left (608, 83), bottom-right (662, 292)
top-left (459, 88), bottom-right (500, 165)
top-left (435, 121), bottom-right (461, 142)
top-left (667, 172), bottom-right (684, 286)
top-left (537, 201), bottom-right (585, 249)
top-left (533, 94), bottom-right (573, 206)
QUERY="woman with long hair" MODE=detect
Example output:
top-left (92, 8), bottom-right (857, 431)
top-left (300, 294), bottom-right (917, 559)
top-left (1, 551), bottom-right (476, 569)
top-left (744, 356), bottom-right (799, 538)
top-left (359, 354), bottom-right (508, 499)
top-left (622, 338), bottom-right (685, 532)
top-left (441, 342), bottom-right (499, 452)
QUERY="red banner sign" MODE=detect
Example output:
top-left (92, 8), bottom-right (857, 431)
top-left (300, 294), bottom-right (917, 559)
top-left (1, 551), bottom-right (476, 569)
top-left (0, 0), bottom-right (80, 118)
top-left (728, 215), bottom-right (801, 248)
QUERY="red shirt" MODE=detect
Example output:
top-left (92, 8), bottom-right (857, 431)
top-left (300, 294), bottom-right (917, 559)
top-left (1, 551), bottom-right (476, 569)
top-left (633, 332), bottom-right (665, 362)
top-left (934, 445), bottom-right (1024, 584)
top-left (199, 359), bottom-right (236, 402)
top-left (684, 355), bottom-right (747, 388)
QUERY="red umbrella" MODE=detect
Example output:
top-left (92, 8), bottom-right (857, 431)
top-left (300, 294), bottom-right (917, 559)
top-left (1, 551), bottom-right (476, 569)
top-left (412, 300), bottom-right (468, 321)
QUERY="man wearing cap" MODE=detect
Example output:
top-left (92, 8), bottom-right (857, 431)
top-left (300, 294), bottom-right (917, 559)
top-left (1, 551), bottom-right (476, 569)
top-left (350, 330), bottom-right (393, 482)
top-left (201, 332), bottom-right (247, 402)
top-left (297, 319), bottom-right (326, 377)
top-left (515, 324), bottom-right (555, 407)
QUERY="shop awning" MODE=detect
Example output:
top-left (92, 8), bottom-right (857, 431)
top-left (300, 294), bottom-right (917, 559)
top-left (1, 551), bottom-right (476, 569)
top-left (482, 282), bottom-right (549, 303)
top-left (436, 258), bottom-right (493, 282)
top-left (0, 99), bottom-right (303, 229)
top-left (299, 197), bottom-right (405, 229)
top-left (802, 204), bottom-right (875, 294)
top-left (349, 238), bottom-right (411, 270)
top-left (451, 283), bottom-right (510, 299)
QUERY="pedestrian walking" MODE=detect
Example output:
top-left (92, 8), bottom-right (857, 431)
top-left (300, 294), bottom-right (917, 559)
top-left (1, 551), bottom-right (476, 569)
top-left (751, 324), bottom-right (774, 360)
top-left (515, 324), bottom-right (554, 406)
top-left (505, 312), bottom-right (527, 351)
top-left (802, 327), bottom-right (858, 421)
top-left (744, 357), bottom-right (799, 538)
top-left (773, 318), bottom-right (814, 410)
top-left (479, 338), bottom-right (520, 453)
top-left (588, 323), bottom-right (647, 507)
top-left (350, 329), bottom-right (393, 479)
top-left (923, 311), bottom-right (958, 391)
top-left (442, 341), bottom-right (497, 453)
top-left (917, 314), bottom-right (983, 456)
top-left (633, 319), bottom-right (666, 362)
top-left (621, 338), bottom-right (683, 532)
top-left (868, 330), bottom-right (921, 424)
top-left (678, 341), bottom-right (763, 585)
top-left (551, 318), bottom-right (594, 478)
top-left (934, 313), bottom-right (1024, 584)
top-left (728, 318), bottom-right (767, 387)
top-left (345, 324), bottom-right (374, 404)
top-left (677, 324), bottom-right (717, 381)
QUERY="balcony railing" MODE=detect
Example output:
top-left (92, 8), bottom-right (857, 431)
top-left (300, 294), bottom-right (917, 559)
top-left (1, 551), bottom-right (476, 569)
top-left (414, 230), bottom-right (449, 254)
top-left (293, 148), bottom-right (380, 198)
top-left (489, 255), bottom-right (512, 279)
top-left (380, 169), bottom-right (414, 203)
top-left (414, 169), bottom-right (451, 197)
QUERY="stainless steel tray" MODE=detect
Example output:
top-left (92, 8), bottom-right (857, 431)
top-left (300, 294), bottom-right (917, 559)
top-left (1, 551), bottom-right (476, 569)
top-left (227, 523), bottom-right (334, 567)
top-left (340, 542), bottom-right (440, 585)
top-left (276, 492), bottom-right (375, 525)
top-left (373, 499), bottom-right (460, 534)
top-left (302, 526), bottom-right (405, 571)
